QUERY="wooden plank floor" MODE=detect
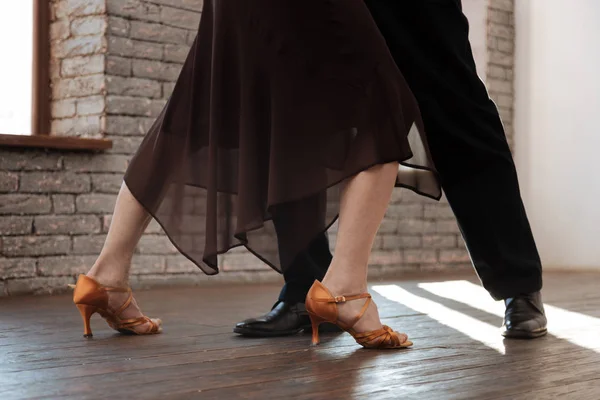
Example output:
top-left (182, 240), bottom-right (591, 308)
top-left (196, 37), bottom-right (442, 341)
top-left (1, 271), bottom-right (599, 400)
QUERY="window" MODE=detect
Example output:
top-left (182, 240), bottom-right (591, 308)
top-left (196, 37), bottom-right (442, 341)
top-left (0, 1), bottom-right (48, 136)
top-left (0, 1), bottom-right (110, 150)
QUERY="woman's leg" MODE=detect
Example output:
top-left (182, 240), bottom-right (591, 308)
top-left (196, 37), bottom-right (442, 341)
top-left (321, 161), bottom-right (399, 332)
top-left (87, 182), bottom-right (151, 287)
top-left (85, 182), bottom-right (158, 332)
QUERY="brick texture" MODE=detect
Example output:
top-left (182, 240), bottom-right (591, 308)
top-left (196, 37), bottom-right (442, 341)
top-left (1, 0), bottom-right (513, 295)
top-left (50, 0), bottom-right (107, 138)
top-left (1, 1), bottom-right (204, 295)
top-left (488, 0), bottom-right (515, 149)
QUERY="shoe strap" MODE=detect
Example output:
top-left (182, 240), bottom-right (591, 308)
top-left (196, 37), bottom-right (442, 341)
top-left (116, 316), bottom-right (159, 333)
top-left (118, 316), bottom-right (148, 326)
top-left (347, 296), bottom-right (372, 329)
top-left (103, 286), bottom-right (131, 293)
top-left (314, 293), bottom-right (371, 303)
top-left (114, 290), bottom-right (134, 317)
top-left (100, 286), bottom-right (134, 318)
top-left (312, 292), bottom-right (372, 329)
top-left (104, 287), bottom-right (158, 333)
top-left (353, 325), bottom-right (401, 348)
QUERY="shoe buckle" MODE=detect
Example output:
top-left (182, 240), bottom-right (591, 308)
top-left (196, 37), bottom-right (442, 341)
top-left (334, 296), bottom-right (346, 303)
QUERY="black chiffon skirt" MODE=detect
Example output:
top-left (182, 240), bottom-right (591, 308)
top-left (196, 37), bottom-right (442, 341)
top-left (124, 0), bottom-right (441, 275)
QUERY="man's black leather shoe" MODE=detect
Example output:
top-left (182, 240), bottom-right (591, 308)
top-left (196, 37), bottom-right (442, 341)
top-left (502, 291), bottom-right (548, 339)
top-left (234, 301), bottom-right (340, 337)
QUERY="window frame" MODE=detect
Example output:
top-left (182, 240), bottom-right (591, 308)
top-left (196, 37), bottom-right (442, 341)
top-left (32, 0), bottom-right (50, 137)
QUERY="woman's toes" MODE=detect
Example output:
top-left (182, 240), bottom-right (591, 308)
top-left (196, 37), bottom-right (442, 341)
top-left (397, 332), bottom-right (408, 344)
top-left (151, 318), bottom-right (163, 333)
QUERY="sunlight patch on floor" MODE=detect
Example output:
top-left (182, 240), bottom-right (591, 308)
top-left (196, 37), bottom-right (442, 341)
top-left (372, 284), bottom-right (506, 354)
top-left (419, 280), bottom-right (600, 353)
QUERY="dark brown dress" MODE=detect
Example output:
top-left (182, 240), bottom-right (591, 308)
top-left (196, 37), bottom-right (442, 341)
top-left (124, 0), bottom-right (441, 275)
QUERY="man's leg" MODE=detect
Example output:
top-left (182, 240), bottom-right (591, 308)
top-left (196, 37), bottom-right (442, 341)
top-left (234, 226), bottom-right (333, 337)
top-left (278, 232), bottom-right (333, 304)
top-left (366, 0), bottom-right (546, 337)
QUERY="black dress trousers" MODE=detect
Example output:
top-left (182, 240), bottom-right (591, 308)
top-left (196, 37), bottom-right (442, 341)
top-left (278, 0), bottom-right (542, 302)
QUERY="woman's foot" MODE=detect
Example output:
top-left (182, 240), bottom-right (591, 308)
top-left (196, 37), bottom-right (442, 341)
top-left (321, 278), bottom-right (387, 334)
top-left (98, 284), bottom-right (162, 335)
top-left (72, 274), bottom-right (162, 336)
top-left (86, 261), bottom-right (162, 335)
top-left (306, 280), bottom-right (411, 349)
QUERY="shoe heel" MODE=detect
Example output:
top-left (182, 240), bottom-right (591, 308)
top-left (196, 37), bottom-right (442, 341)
top-left (308, 313), bottom-right (326, 345)
top-left (76, 304), bottom-right (97, 338)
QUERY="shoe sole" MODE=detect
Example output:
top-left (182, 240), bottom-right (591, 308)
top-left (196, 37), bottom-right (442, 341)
top-left (233, 323), bottom-right (341, 338)
top-left (233, 325), bottom-right (310, 337)
top-left (502, 327), bottom-right (548, 339)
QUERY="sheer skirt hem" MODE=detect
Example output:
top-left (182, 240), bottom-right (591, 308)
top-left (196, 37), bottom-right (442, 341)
top-left (124, 154), bottom-right (440, 276)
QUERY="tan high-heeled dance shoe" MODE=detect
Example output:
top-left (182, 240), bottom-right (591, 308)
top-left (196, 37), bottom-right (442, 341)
top-left (70, 274), bottom-right (162, 337)
top-left (306, 280), bottom-right (412, 349)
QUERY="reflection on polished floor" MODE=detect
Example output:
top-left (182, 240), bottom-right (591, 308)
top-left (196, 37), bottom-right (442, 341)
top-left (1, 272), bottom-right (599, 399)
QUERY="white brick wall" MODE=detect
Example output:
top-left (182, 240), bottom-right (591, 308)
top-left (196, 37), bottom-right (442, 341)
top-left (0, 0), bottom-right (516, 295)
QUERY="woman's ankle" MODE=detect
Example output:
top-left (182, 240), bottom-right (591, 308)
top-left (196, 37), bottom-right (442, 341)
top-left (87, 262), bottom-right (130, 288)
top-left (87, 273), bottom-right (129, 288)
top-left (321, 275), bottom-right (368, 296)
top-left (322, 259), bottom-right (369, 294)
